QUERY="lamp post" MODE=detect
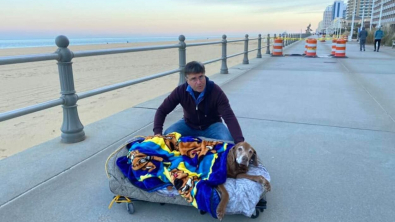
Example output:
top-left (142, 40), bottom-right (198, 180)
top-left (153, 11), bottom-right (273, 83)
top-left (378, 0), bottom-right (383, 27)
top-left (338, 19), bottom-right (341, 38)
top-left (361, 6), bottom-right (365, 30)
top-left (349, 0), bottom-right (356, 41)
top-left (370, 0), bottom-right (375, 30)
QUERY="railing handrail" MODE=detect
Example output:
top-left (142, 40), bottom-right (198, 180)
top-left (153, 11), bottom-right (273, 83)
top-left (0, 53), bottom-right (60, 65)
top-left (0, 37), bottom-right (263, 66)
top-left (0, 33), bottom-right (304, 143)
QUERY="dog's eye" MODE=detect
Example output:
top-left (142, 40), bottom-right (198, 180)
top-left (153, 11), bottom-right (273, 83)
top-left (249, 150), bottom-right (253, 153)
top-left (238, 147), bottom-right (242, 151)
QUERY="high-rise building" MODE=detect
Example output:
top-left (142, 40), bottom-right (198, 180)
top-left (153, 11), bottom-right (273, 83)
top-left (323, 5), bottom-right (333, 28)
top-left (346, 0), bottom-right (373, 20)
top-left (332, 1), bottom-right (347, 19)
top-left (372, 0), bottom-right (395, 27)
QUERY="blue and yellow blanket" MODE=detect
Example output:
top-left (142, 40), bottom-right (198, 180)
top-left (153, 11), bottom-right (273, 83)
top-left (116, 133), bottom-right (233, 218)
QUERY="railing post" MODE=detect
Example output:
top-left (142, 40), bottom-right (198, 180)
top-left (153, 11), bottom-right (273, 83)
top-left (257, 34), bottom-right (262, 58)
top-left (220, 34), bottom-right (228, 74)
top-left (284, 34), bottom-right (287, 46)
top-left (178, 35), bottom-right (186, 85)
top-left (243, 34), bottom-right (249, 64)
top-left (266, 34), bottom-right (271, 54)
top-left (55, 35), bottom-right (85, 143)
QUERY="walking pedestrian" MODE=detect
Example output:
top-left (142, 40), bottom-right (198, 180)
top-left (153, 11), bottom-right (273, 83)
top-left (374, 27), bottom-right (384, 52)
top-left (358, 27), bottom-right (368, 51)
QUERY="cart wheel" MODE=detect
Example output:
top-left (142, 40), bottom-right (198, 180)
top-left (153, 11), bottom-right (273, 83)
top-left (199, 210), bottom-right (207, 215)
top-left (251, 209), bottom-right (260, 219)
top-left (126, 203), bottom-right (135, 214)
top-left (259, 208), bottom-right (264, 212)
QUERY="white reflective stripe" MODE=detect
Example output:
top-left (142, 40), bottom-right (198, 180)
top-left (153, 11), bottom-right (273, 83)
top-left (273, 49), bottom-right (283, 52)
top-left (273, 43), bottom-right (283, 46)
top-left (307, 44), bottom-right (316, 47)
top-left (336, 44), bottom-right (346, 47)
top-left (336, 50), bottom-right (345, 53)
top-left (307, 50), bottom-right (316, 53)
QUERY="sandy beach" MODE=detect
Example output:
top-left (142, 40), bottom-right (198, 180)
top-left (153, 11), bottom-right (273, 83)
top-left (0, 37), bottom-right (266, 159)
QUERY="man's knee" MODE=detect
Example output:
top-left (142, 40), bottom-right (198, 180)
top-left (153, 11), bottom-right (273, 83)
top-left (205, 123), bottom-right (234, 142)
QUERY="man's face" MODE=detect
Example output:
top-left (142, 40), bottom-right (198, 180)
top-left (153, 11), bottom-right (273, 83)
top-left (186, 73), bottom-right (206, 92)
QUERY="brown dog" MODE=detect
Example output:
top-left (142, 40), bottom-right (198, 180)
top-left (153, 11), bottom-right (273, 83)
top-left (216, 142), bottom-right (271, 220)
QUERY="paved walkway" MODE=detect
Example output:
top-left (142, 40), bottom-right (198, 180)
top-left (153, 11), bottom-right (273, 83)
top-left (1, 38), bottom-right (395, 222)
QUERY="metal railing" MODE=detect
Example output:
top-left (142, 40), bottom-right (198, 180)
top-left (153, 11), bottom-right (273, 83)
top-left (0, 33), bottom-right (302, 143)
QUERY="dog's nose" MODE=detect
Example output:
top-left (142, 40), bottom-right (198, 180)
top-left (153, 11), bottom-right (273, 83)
top-left (242, 156), bottom-right (248, 162)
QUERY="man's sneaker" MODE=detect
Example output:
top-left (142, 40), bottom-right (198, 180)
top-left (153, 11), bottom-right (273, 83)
top-left (374, 49), bottom-right (376, 51)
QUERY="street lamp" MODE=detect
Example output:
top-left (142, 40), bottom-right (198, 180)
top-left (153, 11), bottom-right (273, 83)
top-left (378, 0), bottom-right (383, 27)
top-left (370, 0), bottom-right (375, 30)
top-left (361, 6), bottom-right (365, 30)
top-left (349, 0), bottom-right (356, 41)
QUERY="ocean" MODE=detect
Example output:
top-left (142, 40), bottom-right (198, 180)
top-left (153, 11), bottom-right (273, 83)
top-left (0, 36), bottom-right (221, 49)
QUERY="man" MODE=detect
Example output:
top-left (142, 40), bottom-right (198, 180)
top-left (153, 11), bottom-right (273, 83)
top-left (374, 27), bottom-right (384, 52)
top-left (358, 27), bottom-right (368, 51)
top-left (153, 61), bottom-right (244, 143)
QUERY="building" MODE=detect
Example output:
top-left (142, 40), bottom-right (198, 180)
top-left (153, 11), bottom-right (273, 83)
top-left (346, 0), bottom-right (374, 20)
top-left (372, 0), bottom-right (395, 27)
top-left (332, 1), bottom-right (347, 20)
top-left (317, 21), bottom-right (324, 34)
top-left (323, 5), bottom-right (333, 28)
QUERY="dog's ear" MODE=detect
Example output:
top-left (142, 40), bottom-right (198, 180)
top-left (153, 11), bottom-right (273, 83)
top-left (251, 147), bottom-right (258, 166)
top-left (227, 146), bottom-right (236, 167)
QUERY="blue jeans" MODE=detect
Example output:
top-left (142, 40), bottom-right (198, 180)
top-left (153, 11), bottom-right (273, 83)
top-left (164, 119), bottom-right (234, 143)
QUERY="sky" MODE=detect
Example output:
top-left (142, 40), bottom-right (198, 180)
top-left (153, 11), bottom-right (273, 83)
top-left (0, 0), bottom-right (342, 39)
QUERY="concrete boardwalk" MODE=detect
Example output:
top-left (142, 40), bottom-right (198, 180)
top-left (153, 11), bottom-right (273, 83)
top-left (1, 38), bottom-right (395, 222)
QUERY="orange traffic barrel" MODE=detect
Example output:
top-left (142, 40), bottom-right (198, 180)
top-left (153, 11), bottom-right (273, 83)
top-left (272, 39), bottom-right (283, 56)
top-left (320, 35), bottom-right (326, 42)
top-left (342, 35), bottom-right (348, 42)
top-left (304, 39), bottom-right (308, 55)
top-left (335, 39), bottom-right (347, 58)
top-left (331, 38), bottom-right (337, 56)
top-left (305, 38), bottom-right (317, 57)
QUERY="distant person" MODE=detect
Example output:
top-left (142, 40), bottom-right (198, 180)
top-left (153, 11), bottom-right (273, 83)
top-left (374, 27), bottom-right (384, 52)
top-left (358, 27), bottom-right (368, 51)
top-left (153, 61), bottom-right (244, 144)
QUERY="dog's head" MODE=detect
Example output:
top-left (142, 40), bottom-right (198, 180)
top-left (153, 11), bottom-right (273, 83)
top-left (231, 142), bottom-right (258, 167)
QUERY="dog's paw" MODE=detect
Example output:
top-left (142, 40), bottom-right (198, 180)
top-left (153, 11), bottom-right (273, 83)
top-left (264, 180), bottom-right (271, 192)
top-left (256, 175), bottom-right (265, 184)
top-left (216, 207), bottom-right (225, 221)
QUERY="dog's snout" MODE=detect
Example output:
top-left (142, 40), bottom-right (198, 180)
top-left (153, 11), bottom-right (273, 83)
top-left (242, 156), bottom-right (248, 162)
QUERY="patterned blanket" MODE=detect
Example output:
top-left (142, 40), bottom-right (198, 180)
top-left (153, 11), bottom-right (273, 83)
top-left (116, 133), bottom-right (232, 219)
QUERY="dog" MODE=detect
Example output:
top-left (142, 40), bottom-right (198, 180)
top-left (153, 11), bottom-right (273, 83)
top-left (216, 142), bottom-right (271, 220)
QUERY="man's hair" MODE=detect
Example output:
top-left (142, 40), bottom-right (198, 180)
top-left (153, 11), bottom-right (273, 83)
top-left (184, 61), bottom-right (205, 77)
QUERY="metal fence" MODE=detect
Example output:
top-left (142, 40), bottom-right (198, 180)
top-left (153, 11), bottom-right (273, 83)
top-left (0, 33), bottom-right (303, 143)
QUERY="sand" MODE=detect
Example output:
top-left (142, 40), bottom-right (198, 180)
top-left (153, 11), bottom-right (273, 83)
top-left (0, 37), bottom-right (267, 160)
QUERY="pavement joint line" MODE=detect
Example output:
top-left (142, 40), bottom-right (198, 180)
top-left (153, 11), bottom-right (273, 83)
top-left (133, 106), bottom-right (158, 110)
top-left (338, 60), bottom-right (395, 126)
top-left (0, 121), bottom-right (155, 209)
top-left (237, 115), bottom-right (395, 134)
